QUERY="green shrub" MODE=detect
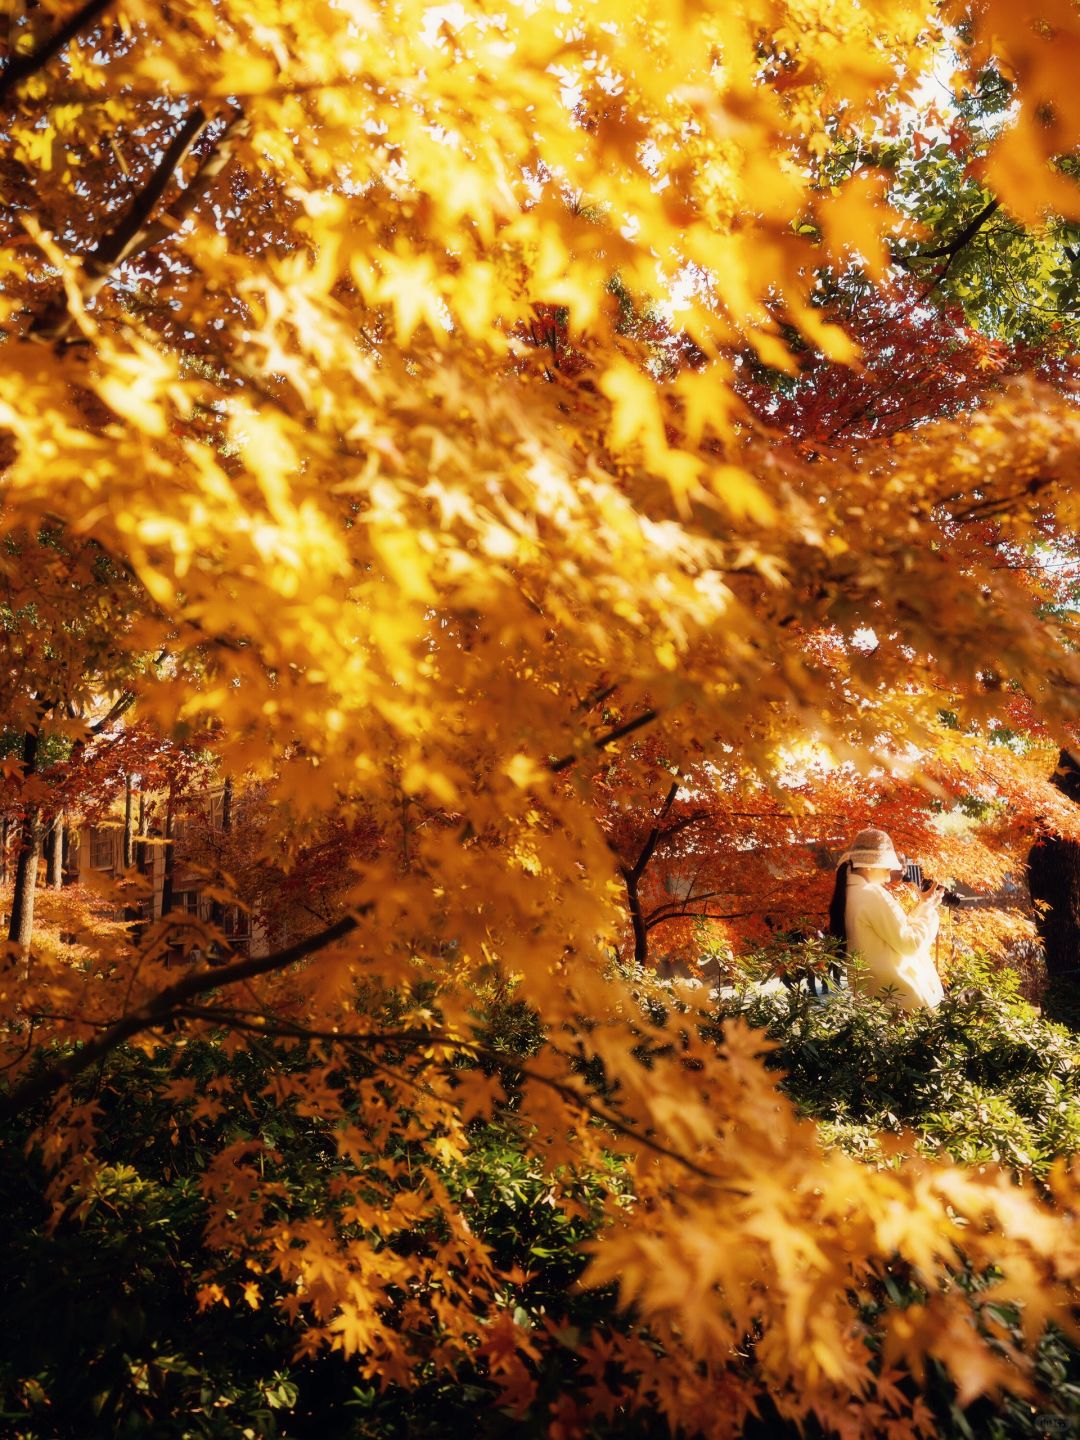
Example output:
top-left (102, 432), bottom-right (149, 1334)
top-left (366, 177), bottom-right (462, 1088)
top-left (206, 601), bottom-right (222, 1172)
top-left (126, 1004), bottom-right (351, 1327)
top-left (3, 960), bottom-right (1079, 1438)
top-left (0, 1033), bottom-right (631, 1440)
top-left (712, 951), bottom-right (1080, 1179)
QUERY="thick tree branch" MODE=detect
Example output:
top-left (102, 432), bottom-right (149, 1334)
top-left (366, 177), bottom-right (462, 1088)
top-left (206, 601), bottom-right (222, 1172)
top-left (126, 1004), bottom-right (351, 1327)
top-left (124, 107), bottom-right (248, 262)
top-left (84, 106), bottom-right (210, 275)
top-left (0, 0), bottom-right (116, 106)
top-left (549, 708), bottom-right (659, 774)
top-left (0, 912), bottom-right (363, 1121)
top-left (88, 689), bottom-right (138, 735)
top-left (909, 198), bottom-right (1000, 262)
top-left (32, 106), bottom-right (214, 340)
top-left (629, 781), bottom-right (680, 881)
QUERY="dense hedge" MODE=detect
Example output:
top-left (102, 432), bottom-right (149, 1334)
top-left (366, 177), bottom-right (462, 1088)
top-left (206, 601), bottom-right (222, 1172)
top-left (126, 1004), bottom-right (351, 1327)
top-left (715, 953), bottom-right (1080, 1179)
top-left (2, 958), bottom-right (1079, 1438)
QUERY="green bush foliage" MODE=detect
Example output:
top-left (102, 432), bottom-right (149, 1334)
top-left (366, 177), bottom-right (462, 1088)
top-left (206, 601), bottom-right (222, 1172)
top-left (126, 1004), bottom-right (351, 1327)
top-left (708, 954), bottom-right (1080, 1439)
top-left (715, 952), bottom-right (1080, 1179)
top-left (2, 958), bottom-right (1078, 1438)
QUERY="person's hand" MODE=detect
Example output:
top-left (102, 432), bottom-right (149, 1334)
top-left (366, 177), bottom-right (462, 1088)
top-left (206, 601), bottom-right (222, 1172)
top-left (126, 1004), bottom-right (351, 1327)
top-left (924, 883), bottom-right (946, 908)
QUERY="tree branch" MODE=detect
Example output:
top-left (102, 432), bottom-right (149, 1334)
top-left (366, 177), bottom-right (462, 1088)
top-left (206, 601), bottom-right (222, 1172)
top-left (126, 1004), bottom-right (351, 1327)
top-left (123, 108), bottom-right (248, 263)
top-left (174, 1007), bottom-right (750, 1194)
top-left (0, 912), bottom-right (363, 1121)
top-left (575, 681), bottom-right (619, 713)
top-left (628, 781), bottom-right (680, 881)
top-left (644, 888), bottom-right (732, 925)
top-left (908, 198), bottom-right (1000, 263)
top-left (0, 0), bottom-right (116, 106)
top-left (645, 904), bottom-right (759, 931)
top-left (31, 106), bottom-right (214, 340)
top-left (86, 107), bottom-right (210, 274)
top-left (549, 708), bottom-right (659, 774)
top-left (88, 689), bottom-right (138, 735)
top-left (654, 809), bottom-right (711, 846)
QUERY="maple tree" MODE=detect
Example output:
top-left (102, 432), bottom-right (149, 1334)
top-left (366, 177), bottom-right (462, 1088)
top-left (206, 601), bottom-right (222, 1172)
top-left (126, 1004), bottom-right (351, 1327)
top-left (3, 0), bottom-right (1080, 1434)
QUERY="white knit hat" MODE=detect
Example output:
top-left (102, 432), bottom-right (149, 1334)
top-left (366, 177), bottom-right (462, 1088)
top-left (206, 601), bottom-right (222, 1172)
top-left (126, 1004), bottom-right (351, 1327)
top-left (840, 828), bottom-right (903, 871)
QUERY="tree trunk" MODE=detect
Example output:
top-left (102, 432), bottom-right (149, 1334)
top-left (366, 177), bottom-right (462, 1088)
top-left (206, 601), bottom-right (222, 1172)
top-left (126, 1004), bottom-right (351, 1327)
top-left (136, 794), bottom-right (148, 874)
top-left (123, 774), bottom-right (135, 870)
top-left (126, 794), bottom-right (151, 942)
top-left (45, 812), bottom-right (64, 889)
top-left (161, 801), bottom-right (176, 919)
top-left (8, 730), bottom-right (42, 950)
top-left (1025, 835), bottom-right (1080, 1025)
top-left (0, 815), bottom-right (9, 887)
top-left (8, 811), bottom-right (43, 950)
top-left (622, 865), bottom-right (650, 969)
top-left (1027, 834), bottom-right (1080, 1026)
top-left (209, 777), bottom-right (234, 945)
top-left (62, 822), bottom-right (78, 884)
top-left (617, 781), bottom-right (680, 971)
top-left (1028, 836), bottom-right (1080, 979)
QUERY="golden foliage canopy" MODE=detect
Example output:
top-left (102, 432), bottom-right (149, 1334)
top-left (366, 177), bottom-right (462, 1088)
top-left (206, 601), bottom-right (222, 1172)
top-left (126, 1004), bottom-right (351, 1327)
top-left (3, 0), bottom-right (1080, 1432)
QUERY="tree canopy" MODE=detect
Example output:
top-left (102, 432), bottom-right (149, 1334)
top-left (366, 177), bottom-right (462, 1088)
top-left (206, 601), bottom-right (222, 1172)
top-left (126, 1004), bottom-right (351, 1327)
top-left (4, 1), bottom-right (1080, 1435)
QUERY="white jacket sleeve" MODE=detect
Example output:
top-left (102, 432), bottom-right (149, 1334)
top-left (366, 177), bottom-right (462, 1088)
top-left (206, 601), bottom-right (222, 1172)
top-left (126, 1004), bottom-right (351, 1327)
top-left (862, 887), bottom-right (939, 957)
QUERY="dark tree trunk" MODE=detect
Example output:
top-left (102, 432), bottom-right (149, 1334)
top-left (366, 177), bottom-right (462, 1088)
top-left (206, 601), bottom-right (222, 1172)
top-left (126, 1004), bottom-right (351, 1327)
top-left (618, 781), bottom-right (680, 971)
top-left (45, 812), bottom-right (64, 889)
top-left (123, 775), bottom-right (135, 870)
top-left (161, 802), bottom-right (176, 919)
top-left (622, 865), bottom-right (649, 968)
top-left (8, 731), bottom-right (42, 950)
top-left (209, 777), bottom-right (234, 945)
top-left (121, 776), bottom-right (139, 928)
top-left (1028, 836), bottom-right (1080, 979)
top-left (136, 794), bottom-right (148, 874)
top-left (126, 794), bottom-right (151, 942)
top-left (0, 815), bottom-right (9, 887)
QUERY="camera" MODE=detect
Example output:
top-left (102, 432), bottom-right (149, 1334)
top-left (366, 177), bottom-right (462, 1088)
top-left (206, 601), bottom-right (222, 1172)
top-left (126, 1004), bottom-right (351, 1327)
top-left (900, 860), bottom-right (965, 909)
top-left (900, 859), bottom-right (923, 888)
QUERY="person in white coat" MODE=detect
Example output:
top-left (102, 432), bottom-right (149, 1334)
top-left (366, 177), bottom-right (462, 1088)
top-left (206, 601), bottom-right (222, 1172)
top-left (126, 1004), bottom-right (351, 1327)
top-left (827, 828), bottom-right (945, 1011)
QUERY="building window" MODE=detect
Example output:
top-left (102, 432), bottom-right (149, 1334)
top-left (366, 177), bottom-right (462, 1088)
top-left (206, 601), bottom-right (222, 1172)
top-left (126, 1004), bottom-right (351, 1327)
top-left (172, 889), bottom-right (201, 917)
top-left (90, 828), bottom-right (114, 870)
top-left (223, 906), bottom-right (250, 940)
